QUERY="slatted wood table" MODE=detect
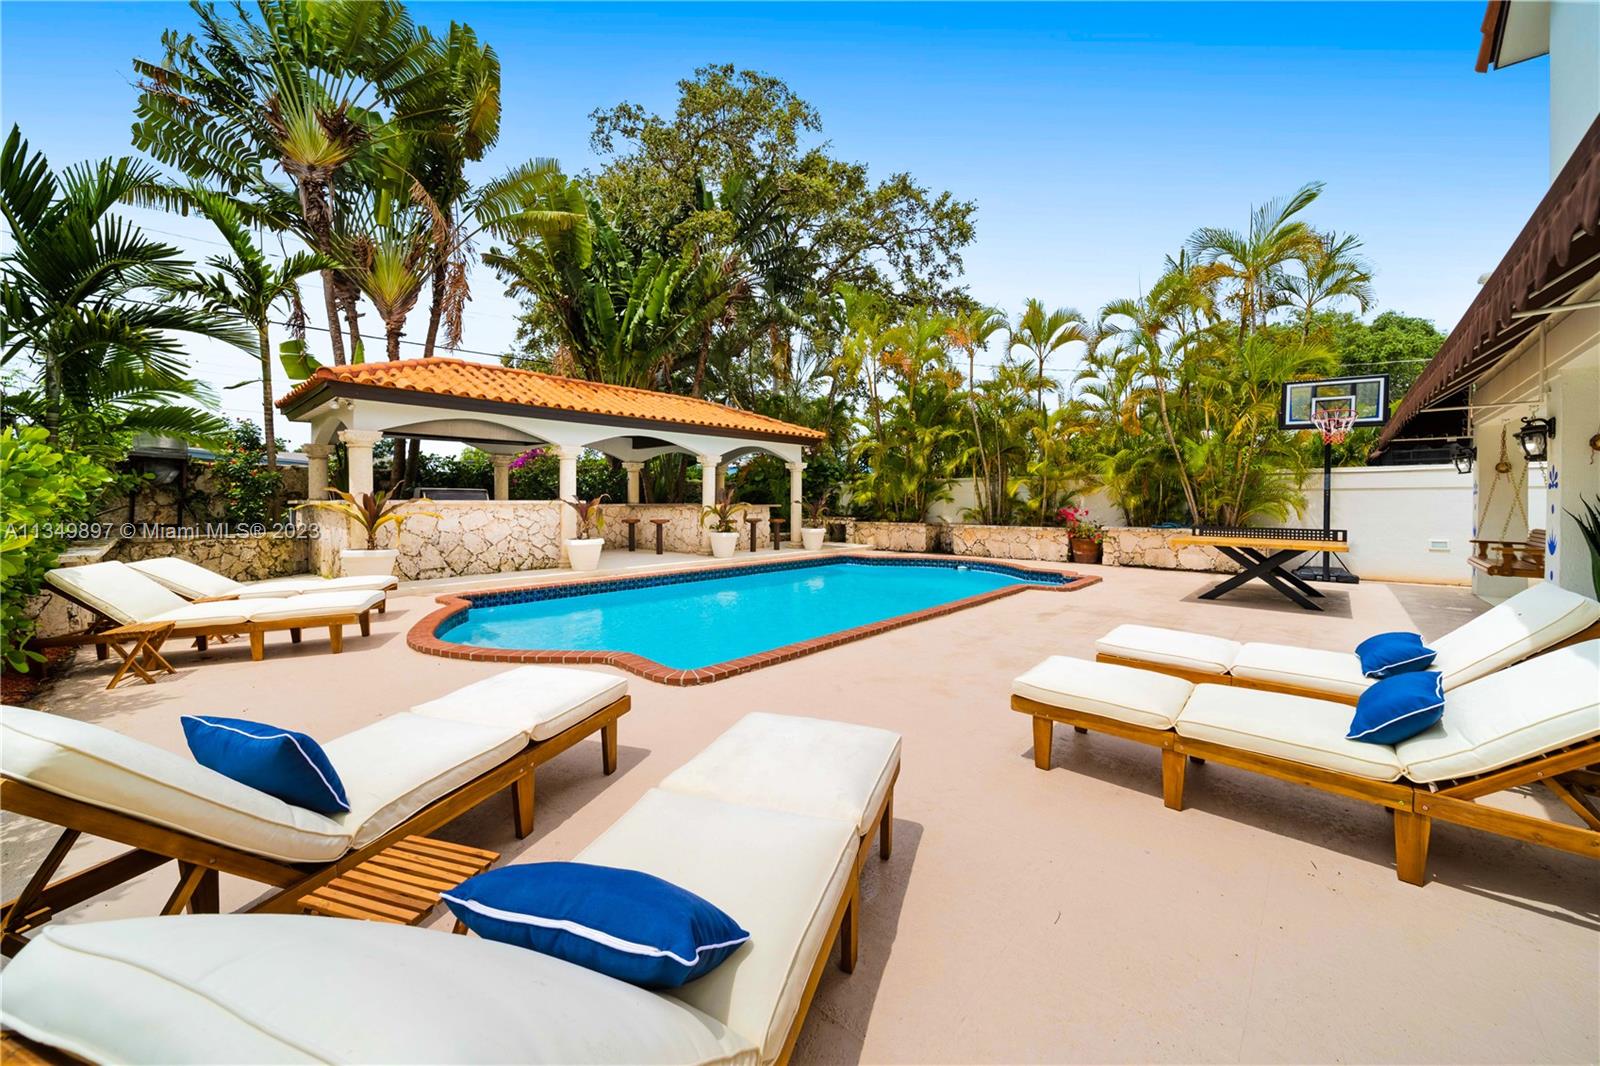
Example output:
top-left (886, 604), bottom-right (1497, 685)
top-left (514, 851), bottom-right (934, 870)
top-left (101, 621), bottom-right (176, 690)
top-left (1168, 529), bottom-right (1349, 612)
top-left (298, 836), bottom-right (498, 927)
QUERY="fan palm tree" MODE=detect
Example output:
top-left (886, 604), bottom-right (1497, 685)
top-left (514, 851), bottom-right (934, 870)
top-left (0, 127), bottom-right (247, 448)
top-left (1187, 181), bottom-right (1324, 339)
top-left (170, 189), bottom-right (329, 468)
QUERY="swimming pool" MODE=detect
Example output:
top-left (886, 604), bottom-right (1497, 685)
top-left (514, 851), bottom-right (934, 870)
top-left (413, 556), bottom-right (1096, 683)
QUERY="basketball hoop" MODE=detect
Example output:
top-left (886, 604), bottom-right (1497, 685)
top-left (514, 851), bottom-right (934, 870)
top-left (1310, 405), bottom-right (1357, 445)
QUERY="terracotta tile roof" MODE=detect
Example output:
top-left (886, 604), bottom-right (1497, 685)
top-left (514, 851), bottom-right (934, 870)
top-left (278, 358), bottom-right (825, 443)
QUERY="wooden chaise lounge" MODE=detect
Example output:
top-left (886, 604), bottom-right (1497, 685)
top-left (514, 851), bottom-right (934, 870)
top-left (0, 666), bottom-right (629, 955)
top-left (40, 561), bottom-right (384, 662)
top-left (1093, 580), bottom-right (1600, 704)
top-left (1013, 640), bottom-right (1599, 885)
top-left (126, 555), bottom-right (397, 610)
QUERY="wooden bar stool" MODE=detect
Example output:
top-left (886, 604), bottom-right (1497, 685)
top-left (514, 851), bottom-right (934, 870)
top-left (744, 515), bottom-right (763, 552)
top-left (650, 518), bottom-right (670, 555)
top-left (769, 517), bottom-right (786, 550)
top-left (621, 516), bottom-right (642, 552)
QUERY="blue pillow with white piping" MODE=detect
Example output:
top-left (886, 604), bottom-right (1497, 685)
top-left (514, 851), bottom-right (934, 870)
top-left (181, 715), bottom-right (349, 814)
top-left (1354, 631), bottom-right (1437, 679)
top-left (442, 863), bottom-right (749, 988)
top-left (1347, 671), bottom-right (1445, 745)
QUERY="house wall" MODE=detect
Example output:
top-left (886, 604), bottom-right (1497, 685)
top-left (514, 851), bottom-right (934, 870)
top-left (1550, 0), bottom-right (1600, 178)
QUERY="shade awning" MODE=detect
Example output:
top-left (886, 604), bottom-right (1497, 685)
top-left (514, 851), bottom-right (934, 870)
top-left (1376, 113), bottom-right (1600, 452)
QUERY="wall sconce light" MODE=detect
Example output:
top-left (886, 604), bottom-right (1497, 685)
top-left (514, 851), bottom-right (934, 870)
top-left (1451, 440), bottom-right (1476, 474)
top-left (1514, 415), bottom-right (1555, 462)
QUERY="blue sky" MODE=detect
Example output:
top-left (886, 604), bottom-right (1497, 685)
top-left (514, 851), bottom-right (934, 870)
top-left (0, 1), bottom-right (1551, 440)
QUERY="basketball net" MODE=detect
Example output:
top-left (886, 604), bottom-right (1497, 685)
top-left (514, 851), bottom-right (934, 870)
top-left (1310, 406), bottom-right (1357, 445)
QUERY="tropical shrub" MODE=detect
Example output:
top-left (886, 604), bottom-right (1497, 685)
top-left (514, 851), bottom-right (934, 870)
top-left (297, 484), bottom-right (440, 551)
top-left (564, 495), bottom-right (610, 539)
top-left (206, 421), bottom-right (284, 526)
top-left (0, 427), bottom-right (113, 671)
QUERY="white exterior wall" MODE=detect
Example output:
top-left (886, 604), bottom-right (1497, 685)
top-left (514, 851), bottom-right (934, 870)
top-left (1549, 0), bottom-right (1600, 178)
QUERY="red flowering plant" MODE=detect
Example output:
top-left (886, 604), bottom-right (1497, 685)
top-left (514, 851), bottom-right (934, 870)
top-left (1056, 506), bottom-right (1105, 544)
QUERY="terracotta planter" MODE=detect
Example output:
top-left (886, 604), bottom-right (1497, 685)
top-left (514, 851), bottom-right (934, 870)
top-left (566, 538), bottom-right (603, 571)
top-left (1068, 537), bottom-right (1103, 564)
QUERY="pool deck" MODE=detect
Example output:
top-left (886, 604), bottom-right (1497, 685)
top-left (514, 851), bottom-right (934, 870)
top-left (5, 559), bottom-right (1597, 1063)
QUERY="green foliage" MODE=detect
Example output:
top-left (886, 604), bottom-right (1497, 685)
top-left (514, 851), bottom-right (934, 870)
top-left (0, 427), bottom-right (113, 672)
top-left (563, 495), bottom-right (610, 539)
top-left (1566, 494), bottom-right (1600, 599)
top-left (700, 493), bottom-right (746, 533)
top-left (206, 420), bottom-right (284, 526)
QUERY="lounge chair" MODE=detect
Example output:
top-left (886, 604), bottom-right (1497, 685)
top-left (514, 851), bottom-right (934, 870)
top-left (126, 555), bottom-right (396, 607)
top-left (0, 712), bottom-right (901, 1066)
top-left (0, 665), bottom-right (630, 955)
top-left (41, 560), bottom-right (383, 661)
top-left (1013, 639), bottom-right (1600, 885)
top-left (1094, 580), bottom-right (1600, 702)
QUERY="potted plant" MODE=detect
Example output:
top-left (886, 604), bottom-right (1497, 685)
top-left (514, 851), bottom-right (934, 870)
top-left (563, 495), bottom-right (609, 571)
top-left (800, 496), bottom-right (830, 551)
top-left (1057, 506), bottom-right (1106, 565)
top-left (701, 493), bottom-right (745, 559)
top-left (296, 483), bottom-right (440, 577)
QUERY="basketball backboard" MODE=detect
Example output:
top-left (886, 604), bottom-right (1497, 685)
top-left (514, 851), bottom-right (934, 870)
top-left (1278, 374), bottom-right (1390, 430)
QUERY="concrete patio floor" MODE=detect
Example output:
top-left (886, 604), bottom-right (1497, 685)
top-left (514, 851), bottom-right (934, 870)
top-left (4, 561), bottom-right (1596, 1064)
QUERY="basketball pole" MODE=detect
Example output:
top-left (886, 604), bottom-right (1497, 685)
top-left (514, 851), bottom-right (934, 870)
top-left (1320, 436), bottom-right (1333, 581)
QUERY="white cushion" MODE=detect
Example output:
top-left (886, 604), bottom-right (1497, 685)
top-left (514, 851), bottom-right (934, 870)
top-left (1095, 624), bottom-right (1240, 675)
top-left (243, 589), bottom-right (384, 623)
top-left (1013, 656), bottom-right (1194, 730)
top-left (125, 557), bottom-right (242, 599)
top-left (322, 712), bottom-right (526, 849)
top-left (0, 705), bottom-right (351, 863)
top-left (144, 601), bottom-right (255, 628)
top-left (657, 712), bottom-right (900, 836)
top-left (44, 561), bottom-right (188, 625)
top-left (1230, 643), bottom-right (1373, 698)
top-left (241, 574), bottom-right (396, 598)
top-left (1430, 581), bottom-right (1600, 688)
top-left (413, 666), bottom-right (628, 743)
top-left (1397, 640), bottom-right (1600, 784)
top-left (577, 789), bottom-right (856, 1063)
top-left (1174, 685), bottom-right (1406, 781)
top-left (0, 916), bottom-right (757, 1066)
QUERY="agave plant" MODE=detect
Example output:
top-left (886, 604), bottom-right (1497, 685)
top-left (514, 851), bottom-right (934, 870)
top-left (1565, 493), bottom-right (1600, 598)
top-left (563, 495), bottom-right (609, 540)
top-left (701, 492), bottom-right (746, 533)
top-left (296, 483), bottom-right (440, 550)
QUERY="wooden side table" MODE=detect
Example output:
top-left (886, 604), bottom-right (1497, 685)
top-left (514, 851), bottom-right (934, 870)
top-left (298, 836), bottom-right (499, 928)
top-left (621, 516), bottom-right (642, 552)
top-left (650, 518), bottom-right (670, 555)
top-left (102, 621), bottom-right (176, 690)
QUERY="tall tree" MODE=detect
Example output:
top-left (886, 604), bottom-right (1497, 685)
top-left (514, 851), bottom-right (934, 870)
top-left (1285, 231), bottom-right (1375, 338)
top-left (1187, 181), bottom-right (1324, 339)
top-left (1007, 299), bottom-right (1085, 413)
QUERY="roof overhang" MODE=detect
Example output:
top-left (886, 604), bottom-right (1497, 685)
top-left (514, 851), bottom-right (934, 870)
top-left (1375, 112), bottom-right (1600, 454)
top-left (1476, 0), bottom-right (1551, 73)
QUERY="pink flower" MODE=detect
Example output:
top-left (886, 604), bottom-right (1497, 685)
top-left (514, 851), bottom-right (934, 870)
top-left (509, 446), bottom-right (546, 470)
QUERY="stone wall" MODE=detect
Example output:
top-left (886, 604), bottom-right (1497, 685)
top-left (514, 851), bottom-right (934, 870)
top-left (949, 524), bottom-right (1077, 562)
top-left (946, 523), bottom-right (1239, 572)
top-left (109, 533), bottom-right (311, 580)
top-left (96, 463), bottom-right (308, 526)
top-left (850, 521), bottom-right (947, 553)
top-left (1102, 527), bottom-right (1239, 572)
top-left (597, 503), bottom-right (773, 554)
top-left (308, 500), bottom-right (566, 581)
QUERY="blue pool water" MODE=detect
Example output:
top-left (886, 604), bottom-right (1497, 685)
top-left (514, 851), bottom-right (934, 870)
top-left (439, 559), bottom-right (1064, 670)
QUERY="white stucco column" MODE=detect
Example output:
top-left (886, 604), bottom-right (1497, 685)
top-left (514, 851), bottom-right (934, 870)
top-left (715, 463), bottom-right (728, 500)
top-left (338, 430), bottom-right (383, 498)
top-left (302, 443), bottom-right (333, 501)
top-left (623, 461), bottom-right (644, 504)
top-left (556, 447), bottom-right (580, 556)
top-left (698, 453), bottom-right (722, 552)
top-left (788, 461), bottom-right (805, 543)
top-left (491, 454), bottom-right (513, 501)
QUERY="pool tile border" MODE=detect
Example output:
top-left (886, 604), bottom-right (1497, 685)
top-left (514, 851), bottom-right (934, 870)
top-left (407, 551), bottom-right (1101, 685)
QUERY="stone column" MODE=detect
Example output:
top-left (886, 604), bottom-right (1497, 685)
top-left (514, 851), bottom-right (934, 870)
top-left (623, 461), bottom-right (644, 504)
top-left (788, 461), bottom-right (805, 543)
top-left (556, 447), bottom-right (581, 559)
top-left (715, 463), bottom-right (728, 501)
top-left (491, 454), bottom-right (513, 501)
top-left (302, 443), bottom-right (333, 501)
top-left (338, 430), bottom-right (383, 498)
top-left (698, 453), bottom-right (721, 553)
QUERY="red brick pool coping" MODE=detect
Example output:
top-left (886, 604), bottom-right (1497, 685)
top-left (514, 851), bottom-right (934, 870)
top-left (407, 551), bottom-right (1102, 685)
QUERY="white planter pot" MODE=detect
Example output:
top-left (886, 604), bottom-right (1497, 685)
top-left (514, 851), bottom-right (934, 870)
top-left (567, 538), bottom-right (604, 572)
top-left (340, 548), bottom-right (397, 578)
top-left (709, 531), bottom-right (740, 559)
top-left (801, 527), bottom-right (826, 551)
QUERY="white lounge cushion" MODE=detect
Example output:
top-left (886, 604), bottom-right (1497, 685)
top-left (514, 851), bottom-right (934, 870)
top-left (242, 588), bottom-right (384, 623)
top-left (0, 705), bottom-right (350, 863)
top-left (240, 574), bottom-right (396, 598)
top-left (657, 712), bottom-right (900, 836)
top-left (322, 712), bottom-right (525, 849)
top-left (1013, 656), bottom-right (1194, 730)
top-left (1230, 643), bottom-right (1373, 698)
top-left (578, 789), bottom-right (856, 1064)
top-left (1175, 685), bottom-right (1406, 781)
top-left (1398, 640), bottom-right (1600, 784)
top-left (413, 665), bottom-right (628, 743)
top-left (1095, 623), bottom-right (1240, 675)
top-left (44, 561), bottom-right (189, 625)
top-left (1430, 581), bottom-right (1600, 688)
top-left (0, 916), bottom-right (757, 1066)
top-left (144, 601), bottom-right (255, 628)
top-left (127, 557), bottom-right (393, 600)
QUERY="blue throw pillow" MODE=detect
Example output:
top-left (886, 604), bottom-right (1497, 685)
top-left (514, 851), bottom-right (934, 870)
top-left (1347, 671), bottom-right (1445, 745)
top-left (443, 863), bottom-right (749, 988)
top-left (1354, 631), bottom-right (1437, 679)
top-left (181, 715), bottom-right (349, 814)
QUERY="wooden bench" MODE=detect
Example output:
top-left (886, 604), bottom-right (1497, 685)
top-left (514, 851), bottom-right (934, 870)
top-left (1468, 528), bottom-right (1545, 577)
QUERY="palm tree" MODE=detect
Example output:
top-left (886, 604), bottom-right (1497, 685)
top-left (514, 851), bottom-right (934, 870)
top-left (1007, 299), bottom-right (1085, 413)
top-left (944, 305), bottom-right (1007, 512)
top-left (1187, 181), bottom-right (1324, 339)
top-left (1285, 231), bottom-right (1375, 338)
top-left (0, 127), bottom-right (247, 446)
top-left (170, 189), bottom-right (329, 468)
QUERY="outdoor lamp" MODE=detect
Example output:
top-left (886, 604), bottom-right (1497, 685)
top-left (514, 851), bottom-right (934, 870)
top-left (1450, 440), bottom-right (1476, 474)
top-left (1514, 415), bottom-right (1555, 462)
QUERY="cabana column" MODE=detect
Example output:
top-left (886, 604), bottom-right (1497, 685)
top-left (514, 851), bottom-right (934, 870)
top-left (557, 446), bottom-right (580, 552)
top-left (491, 454), bottom-right (513, 501)
top-left (302, 443), bottom-right (332, 501)
top-left (338, 430), bottom-right (383, 498)
top-left (623, 461), bottom-right (643, 504)
top-left (788, 461), bottom-right (805, 544)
